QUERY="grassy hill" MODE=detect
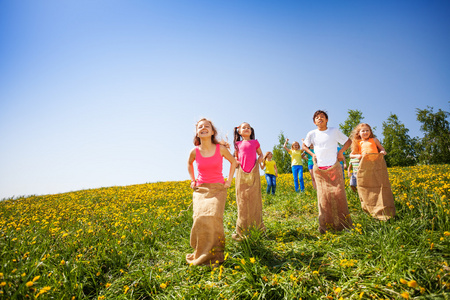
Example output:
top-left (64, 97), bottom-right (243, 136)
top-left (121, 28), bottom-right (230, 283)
top-left (1, 165), bottom-right (449, 299)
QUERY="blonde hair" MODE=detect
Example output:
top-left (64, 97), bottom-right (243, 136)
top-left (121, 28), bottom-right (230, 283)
top-left (263, 151), bottom-right (273, 162)
top-left (350, 123), bottom-right (374, 153)
top-left (291, 141), bottom-right (300, 151)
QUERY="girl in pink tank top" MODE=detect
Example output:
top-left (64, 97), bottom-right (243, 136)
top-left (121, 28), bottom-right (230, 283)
top-left (186, 118), bottom-right (237, 266)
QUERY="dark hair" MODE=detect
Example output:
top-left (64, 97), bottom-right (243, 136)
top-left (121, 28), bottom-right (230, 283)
top-left (313, 110), bottom-right (328, 122)
top-left (233, 122), bottom-right (255, 152)
top-left (193, 118), bottom-right (219, 146)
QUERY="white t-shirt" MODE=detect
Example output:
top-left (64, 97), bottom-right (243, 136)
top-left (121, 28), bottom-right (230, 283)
top-left (303, 127), bottom-right (348, 167)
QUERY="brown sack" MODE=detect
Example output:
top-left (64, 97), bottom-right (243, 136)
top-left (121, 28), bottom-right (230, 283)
top-left (357, 153), bottom-right (396, 220)
top-left (186, 183), bottom-right (226, 266)
top-left (233, 163), bottom-right (266, 240)
top-left (314, 161), bottom-right (353, 233)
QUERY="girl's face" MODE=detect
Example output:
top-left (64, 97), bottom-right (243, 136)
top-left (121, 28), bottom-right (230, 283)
top-left (197, 120), bottom-right (214, 138)
top-left (314, 113), bottom-right (328, 129)
top-left (267, 153), bottom-right (273, 160)
top-left (292, 143), bottom-right (300, 150)
top-left (239, 123), bottom-right (252, 138)
top-left (359, 125), bottom-right (371, 140)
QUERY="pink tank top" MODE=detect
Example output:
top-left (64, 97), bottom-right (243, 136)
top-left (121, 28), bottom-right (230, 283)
top-left (195, 144), bottom-right (224, 185)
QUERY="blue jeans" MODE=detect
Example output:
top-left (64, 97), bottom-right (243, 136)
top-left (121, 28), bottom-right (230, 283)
top-left (292, 165), bottom-right (304, 192)
top-left (265, 174), bottom-right (276, 194)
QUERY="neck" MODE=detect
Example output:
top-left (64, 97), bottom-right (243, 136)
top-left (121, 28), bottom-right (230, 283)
top-left (199, 138), bottom-right (214, 148)
top-left (242, 136), bottom-right (251, 141)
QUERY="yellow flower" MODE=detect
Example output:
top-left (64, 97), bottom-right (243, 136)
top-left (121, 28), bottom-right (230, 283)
top-left (160, 283), bottom-right (167, 289)
top-left (105, 283), bottom-right (111, 288)
top-left (334, 287), bottom-right (342, 294)
top-left (241, 259), bottom-right (246, 265)
top-left (250, 257), bottom-right (256, 264)
top-left (0, 282), bottom-right (6, 287)
top-left (407, 280), bottom-right (418, 288)
top-left (401, 291), bottom-right (409, 299)
top-left (312, 271), bottom-right (319, 275)
top-left (25, 281), bottom-right (34, 287)
top-left (400, 278), bottom-right (408, 285)
top-left (444, 231), bottom-right (450, 236)
top-left (35, 286), bottom-right (51, 298)
top-left (32, 275), bottom-right (40, 282)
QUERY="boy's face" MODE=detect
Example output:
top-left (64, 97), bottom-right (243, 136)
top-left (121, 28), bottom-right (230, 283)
top-left (314, 113), bottom-right (328, 128)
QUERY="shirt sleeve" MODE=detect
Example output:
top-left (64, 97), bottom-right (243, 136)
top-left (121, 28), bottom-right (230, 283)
top-left (335, 129), bottom-right (349, 145)
top-left (304, 131), bottom-right (313, 147)
top-left (254, 139), bottom-right (261, 150)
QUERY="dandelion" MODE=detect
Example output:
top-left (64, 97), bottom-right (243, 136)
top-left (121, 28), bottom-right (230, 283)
top-left (444, 231), bottom-right (450, 236)
top-left (407, 280), bottom-right (418, 288)
top-left (400, 291), bottom-right (409, 299)
top-left (35, 286), bottom-right (51, 298)
top-left (105, 283), bottom-right (111, 288)
top-left (250, 257), bottom-right (256, 264)
top-left (0, 282), bottom-right (6, 287)
top-left (400, 278), bottom-right (408, 285)
top-left (124, 285), bottom-right (129, 294)
top-left (160, 282), bottom-right (167, 289)
top-left (240, 259), bottom-right (246, 265)
top-left (25, 281), bottom-right (34, 287)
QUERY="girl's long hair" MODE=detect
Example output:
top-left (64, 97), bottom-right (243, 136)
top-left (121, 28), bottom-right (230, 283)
top-left (233, 122), bottom-right (255, 152)
top-left (193, 118), bottom-right (221, 146)
top-left (350, 123), bottom-right (374, 153)
top-left (263, 151), bottom-right (272, 162)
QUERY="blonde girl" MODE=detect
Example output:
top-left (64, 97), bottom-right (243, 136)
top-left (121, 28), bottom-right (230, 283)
top-left (186, 118), bottom-right (238, 266)
top-left (232, 122), bottom-right (265, 240)
top-left (260, 151), bottom-right (278, 195)
top-left (283, 139), bottom-right (305, 192)
top-left (350, 123), bottom-right (386, 159)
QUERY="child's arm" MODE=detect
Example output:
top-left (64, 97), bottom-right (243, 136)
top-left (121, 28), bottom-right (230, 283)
top-left (373, 138), bottom-right (387, 155)
top-left (256, 147), bottom-right (263, 164)
top-left (337, 138), bottom-right (352, 162)
top-left (259, 160), bottom-right (265, 170)
top-left (221, 145), bottom-right (238, 189)
top-left (188, 148), bottom-right (197, 189)
top-left (347, 162), bottom-right (352, 178)
top-left (274, 163), bottom-right (278, 177)
top-left (283, 139), bottom-right (290, 152)
top-left (302, 142), bottom-right (315, 161)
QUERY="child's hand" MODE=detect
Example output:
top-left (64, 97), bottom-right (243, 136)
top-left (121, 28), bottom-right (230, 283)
top-left (224, 180), bottom-right (232, 189)
top-left (190, 180), bottom-right (196, 189)
top-left (380, 150), bottom-right (387, 155)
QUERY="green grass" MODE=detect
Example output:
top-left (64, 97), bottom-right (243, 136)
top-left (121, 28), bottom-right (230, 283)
top-left (0, 165), bottom-right (449, 299)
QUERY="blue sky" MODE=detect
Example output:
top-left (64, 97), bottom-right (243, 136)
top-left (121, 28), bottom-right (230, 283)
top-left (1, 0), bottom-right (449, 199)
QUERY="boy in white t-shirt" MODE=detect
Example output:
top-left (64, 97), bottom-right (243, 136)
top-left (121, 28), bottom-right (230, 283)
top-left (302, 110), bottom-right (353, 233)
top-left (302, 110), bottom-right (351, 168)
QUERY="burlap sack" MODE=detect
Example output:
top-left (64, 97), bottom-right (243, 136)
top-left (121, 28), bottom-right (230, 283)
top-left (233, 163), bottom-right (266, 240)
top-left (186, 183), bottom-right (226, 266)
top-left (314, 161), bottom-right (353, 233)
top-left (357, 153), bottom-right (396, 221)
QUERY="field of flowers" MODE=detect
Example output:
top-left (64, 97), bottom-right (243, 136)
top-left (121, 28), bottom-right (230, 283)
top-left (1, 164), bottom-right (449, 299)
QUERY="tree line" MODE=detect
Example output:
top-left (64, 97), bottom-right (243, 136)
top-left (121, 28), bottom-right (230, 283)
top-left (273, 106), bottom-right (450, 173)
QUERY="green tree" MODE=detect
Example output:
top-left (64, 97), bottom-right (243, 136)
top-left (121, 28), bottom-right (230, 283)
top-left (272, 132), bottom-right (292, 174)
top-left (416, 106), bottom-right (450, 165)
top-left (382, 113), bottom-right (416, 167)
top-left (339, 109), bottom-right (364, 137)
